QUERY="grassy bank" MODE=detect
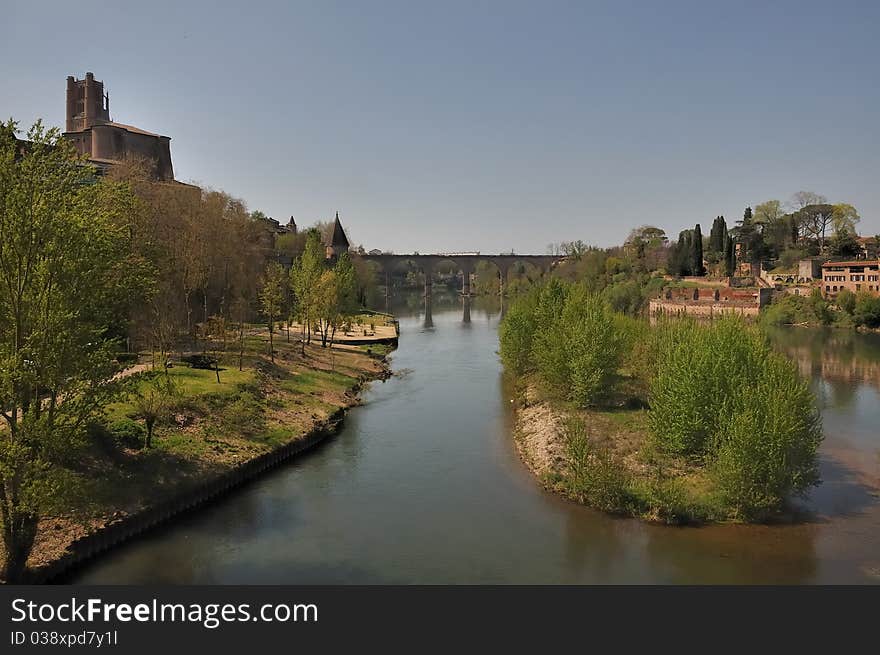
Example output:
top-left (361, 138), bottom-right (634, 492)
top-left (5, 334), bottom-right (391, 580)
top-left (514, 381), bottom-right (722, 525)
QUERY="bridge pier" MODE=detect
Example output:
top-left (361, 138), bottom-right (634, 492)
top-left (460, 261), bottom-right (474, 296)
top-left (422, 262), bottom-right (434, 299)
top-left (423, 294), bottom-right (433, 329)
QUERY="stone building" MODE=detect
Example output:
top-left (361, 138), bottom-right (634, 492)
top-left (63, 72), bottom-right (174, 180)
top-left (821, 260), bottom-right (880, 296)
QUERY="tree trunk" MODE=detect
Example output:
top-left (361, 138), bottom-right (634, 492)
top-left (269, 325), bottom-right (275, 362)
top-left (145, 420), bottom-right (155, 448)
top-left (3, 510), bottom-right (39, 583)
top-left (239, 322), bottom-right (244, 372)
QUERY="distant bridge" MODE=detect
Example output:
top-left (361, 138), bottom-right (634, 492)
top-left (354, 253), bottom-right (565, 296)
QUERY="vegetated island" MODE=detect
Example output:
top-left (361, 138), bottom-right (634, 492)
top-left (2, 332), bottom-right (393, 583)
top-left (500, 278), bottom-right (823, 525)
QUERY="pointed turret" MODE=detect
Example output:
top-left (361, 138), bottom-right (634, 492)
top-left (325, 212), bottom-right (350, 260)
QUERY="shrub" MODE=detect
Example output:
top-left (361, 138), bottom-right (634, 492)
top-left (530, 279), bottom-right (573, 392)
top-left (836, 288), bottom-right (856, 315)
top-left (498, 287), bottom-right (540, 375)
top-left (181, 354), bottom-right (218, 370)
top-left (115, 352), bottom-right (139, 365)
top-left (562, 288), bottom-right (626, 405)
top-left (602, 279), bottom-right (644, 315)
top-left (853, 292), bottom-right (880, 328)
top-left (564, 419), bottom-right (632, 513)
top-left (711, 354), bottom-right (822, 518)
top-left (649, 317), bottom-right (822, 516)
top-left (760, 295), bottom-right (804, 327)
top-left (649, 317), bottom-right (765, 454)
top-left (109, 418), bottom-right (146, 449)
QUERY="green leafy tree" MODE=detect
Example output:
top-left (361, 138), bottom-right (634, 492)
top-left (828, 229), bottom-right (861, 259)
top-left (831, 203), bottom-right (860, 236)
top-left (290, 230), bottom-right (324, 352)
top-left (0, 120), bottom-right (138, 581)
top-left (131, 374), bottom-right (178, 448)
top-left (735, 206), bottom-right (763, 265)
top-left (259, 261), bottom-right (286, 362)
top-left (836, 288), bottom-right (856, 315)
top-left (498, 287), bottom-right (540, 374)
top-left (648, 317), bottom-right (822, 518)
top-left (853, 293), bottom-right (880, 328)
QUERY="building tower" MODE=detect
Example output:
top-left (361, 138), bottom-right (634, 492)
top-left (66, 72), bottom-right (110, 132)
top-left (62, 72), bottom-right (176, 180)
top-left (287, 216), bottom-right (298, 235)
top-left (325, 212), bottom-right (350, 260)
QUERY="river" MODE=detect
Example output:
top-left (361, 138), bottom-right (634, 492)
top-left (69, 292), bottom-right (880, 584)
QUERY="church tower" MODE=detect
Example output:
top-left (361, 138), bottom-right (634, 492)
top-left (325, 212), bottom-right (350, 260)
top-left (66, 72), bottom-right (110, 132)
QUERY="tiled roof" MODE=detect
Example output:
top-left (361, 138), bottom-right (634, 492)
top-left (821, 260), bottom-right (880, 267)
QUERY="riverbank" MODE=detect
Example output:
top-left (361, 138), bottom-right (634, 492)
top-left (512, 381), bottom-right (728, 525)
top-left (2, 335), bottom-right (392, 584)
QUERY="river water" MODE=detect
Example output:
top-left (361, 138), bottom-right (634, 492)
top-left (70, 292), bottom-right (880, 584)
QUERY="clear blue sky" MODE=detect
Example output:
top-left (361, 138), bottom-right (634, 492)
top-left (4, 0), bottom-right (878, 253)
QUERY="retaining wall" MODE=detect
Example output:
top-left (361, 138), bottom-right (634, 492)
top-left (23, 405), bottom-right (356, 583)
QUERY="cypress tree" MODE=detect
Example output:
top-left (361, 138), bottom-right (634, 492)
top-left (692, 223), bottom-right (705, 276)
top-left (682, 230), bottom-right (693, 276)
top-left (723, 235), bottom-right (736, 277)
top-left (708, 215), bottom-right (729, 262)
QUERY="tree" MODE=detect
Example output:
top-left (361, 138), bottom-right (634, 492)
top-left (791, 191), bottom-right (827, 211)
top-left (831, 203), bottom-right (860, 236)
top-left (560, 240), bottom-right (589, 260)
top-left (707, 216), bottom-right (728, 262)
top-left (836, 288), bottom-right (857, 315)
top-left (796, 204), bottom-right (835, 253)
top-left (735, 206), bottom-right (762, 264)
top-left (669, 230), bottom-right (693, 277)
top-left (334, 252), bottom-right (359, 320)
top-left (828, 229), bottom-right (861, 259)
top-left (753, 200), bottom-right (784, 228)
top-left (753, 200), bottom-right (791, 257)
top-left (691, 223), bottom-right (705, 276)
top-left (314, 270), bottom-right (340, 348)
top-left (723, 235), bottom-right (736, 277)
top-left (131, 375), bottom-right (177, 448)
top-left (290, 230), bottom-right (325, 353)
top-left (259, 262), bottom-right (286, 362)
top-left (0, 120), bottom-right (138, 581)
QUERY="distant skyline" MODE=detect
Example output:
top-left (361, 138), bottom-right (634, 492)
top-left (4, 0), bottom-right (879, 253)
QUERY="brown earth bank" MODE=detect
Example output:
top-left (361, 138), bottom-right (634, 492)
top-left (2, 336), bottom-right (392, 584)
